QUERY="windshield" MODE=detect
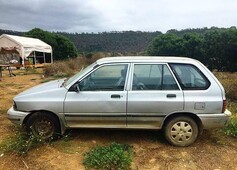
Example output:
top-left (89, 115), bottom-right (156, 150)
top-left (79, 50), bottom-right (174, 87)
top-left (64, 62), bottom-right (97, 86)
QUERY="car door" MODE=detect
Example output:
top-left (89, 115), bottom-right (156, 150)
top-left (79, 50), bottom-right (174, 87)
top-left (64, 63), bottom-right (129, 128)
top-left (127, 63), bottom-right (184, 128)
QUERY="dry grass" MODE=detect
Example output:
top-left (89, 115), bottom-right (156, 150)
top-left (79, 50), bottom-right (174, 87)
top-left (1, 64), bottom-right (237, 169)
top-left (214, 72), bottom-right (237, 101)
top-left (214, 72), bottom-right (237, 114)
top-left (43, 53), bottom-right (106, 78)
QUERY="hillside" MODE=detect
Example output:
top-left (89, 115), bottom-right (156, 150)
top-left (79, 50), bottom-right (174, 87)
top-left (1, 27), bottom-right (236, 54)
top-left (0, 28), bottom-right (225, 54)
top-left (60, 31), bottom-right (161, 53)
top-left (0, 29), bottom-right (161, 53)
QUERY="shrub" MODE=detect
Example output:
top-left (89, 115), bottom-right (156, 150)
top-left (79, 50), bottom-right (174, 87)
top-left (224, 116), bottom-right (237, 137)
top-left (85, 53), bottom-right (93, 59)
top-left (83, 142), bottom-right (133, 170)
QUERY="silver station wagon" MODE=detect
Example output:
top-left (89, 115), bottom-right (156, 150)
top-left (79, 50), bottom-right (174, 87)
top-left (7, 56), bottom-right (231, 146)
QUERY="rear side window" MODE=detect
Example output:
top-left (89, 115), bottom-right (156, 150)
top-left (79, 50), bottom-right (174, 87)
top-left (132, 64), bottom-right (179, 90)
top-left (170, 64), bottom-right (210, 90)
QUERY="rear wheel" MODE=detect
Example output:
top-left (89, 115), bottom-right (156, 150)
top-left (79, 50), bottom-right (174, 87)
top-left (25, 112), bottom-right (61, 140)
top-left (164, 116), bottom-right (198, 146)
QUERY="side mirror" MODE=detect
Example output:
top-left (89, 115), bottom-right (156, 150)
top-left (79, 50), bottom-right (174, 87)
top-left (74, 84), bottom-right (80, 93)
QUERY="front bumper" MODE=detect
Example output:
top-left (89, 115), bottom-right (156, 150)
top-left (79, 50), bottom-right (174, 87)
top-left (199, 109), bottom-right (232, 129)
top-left (7, 106), bottom-right (29, 126)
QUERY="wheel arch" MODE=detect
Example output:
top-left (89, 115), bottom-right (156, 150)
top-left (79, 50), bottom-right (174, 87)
top-left (162, 112), bottom-right (203, 135)
top-left (22, 110), bottom-right (65, 135)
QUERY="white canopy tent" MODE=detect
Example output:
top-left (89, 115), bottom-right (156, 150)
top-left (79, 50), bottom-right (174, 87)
top-left (0, 34), bottom-right (53, 66)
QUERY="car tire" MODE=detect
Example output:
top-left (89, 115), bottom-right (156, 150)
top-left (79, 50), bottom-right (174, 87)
top-left (25, 112), bottom-right (61, 140)
top-left (164, 116), bottom-right (198, 147)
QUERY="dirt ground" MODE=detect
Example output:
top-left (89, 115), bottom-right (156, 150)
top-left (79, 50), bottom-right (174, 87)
top-left (0, 70), bottom-right (237, 170)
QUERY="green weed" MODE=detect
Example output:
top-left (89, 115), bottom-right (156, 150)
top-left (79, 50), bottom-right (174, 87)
top-left (0, 131), bottom-right (46, 156)
top-left (224, 115), bottom-right (237, 137)
top-left (83, 142), bottom-right (133, 170)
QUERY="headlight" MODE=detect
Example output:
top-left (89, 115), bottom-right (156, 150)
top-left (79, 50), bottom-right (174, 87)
top-left (13, 101), bottom-right (17, 110)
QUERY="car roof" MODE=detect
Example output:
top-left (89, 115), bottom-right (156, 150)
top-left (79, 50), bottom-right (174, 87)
top-left (96, 56), bottom-right (199, 65)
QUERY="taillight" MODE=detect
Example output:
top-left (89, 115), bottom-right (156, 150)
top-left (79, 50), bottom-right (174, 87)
top-left (222, 100), bottom-right (227, 113)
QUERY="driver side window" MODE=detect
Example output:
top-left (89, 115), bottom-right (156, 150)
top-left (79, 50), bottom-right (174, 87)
top-left (79, 64), bottom-right (128, 91)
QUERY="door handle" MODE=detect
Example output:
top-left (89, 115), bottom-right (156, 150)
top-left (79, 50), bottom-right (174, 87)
top-left (166, 94), bottom-right (176, 98)
top-left (111, 94), bottom-right (121, 98)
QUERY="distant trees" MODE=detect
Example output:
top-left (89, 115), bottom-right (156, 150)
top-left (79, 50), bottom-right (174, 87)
top-left (25, 28), bottom-right (78, 60)
top-left (1, 27), bottom-right (237, 71)
top-left (60, 31), bottom-right (162, 54)
top-left (146, 28), bottom-right (237, 72)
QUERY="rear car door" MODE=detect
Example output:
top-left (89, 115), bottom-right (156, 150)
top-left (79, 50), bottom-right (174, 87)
top-left (64, 63), bottom-right (129, 128)
top-left (127, 63), bottom-right (184, 128)
top-left (169, 63), bottom-right (223, 114)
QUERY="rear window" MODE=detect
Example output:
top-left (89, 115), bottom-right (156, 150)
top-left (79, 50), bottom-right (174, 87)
top-left (170, 64), bottom-right (210, 90)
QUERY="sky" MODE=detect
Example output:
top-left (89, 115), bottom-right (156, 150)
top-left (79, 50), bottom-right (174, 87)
top-left (0, 0), bottom-right (236, 33)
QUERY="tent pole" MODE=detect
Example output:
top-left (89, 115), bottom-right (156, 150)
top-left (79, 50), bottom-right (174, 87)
top-left (51, 51), bottom-right (53, 64)
top-left (22, 56), bottom-right (25, 67)
top-left (34, 51), bottom-right (36, 65)
top-left (43, 52), bottom-right (46, 63)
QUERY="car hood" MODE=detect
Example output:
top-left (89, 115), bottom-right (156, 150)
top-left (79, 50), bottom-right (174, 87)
top-left (15, 79), bottom-right (66, 98)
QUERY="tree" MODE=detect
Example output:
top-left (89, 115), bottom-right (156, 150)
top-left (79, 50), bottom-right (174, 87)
top-left (203, 30), bottom-right (228, 71)
top-left (222, 29), bottom-right (237, 72)
top-left (146, 28), bottom-right (237, 72)
top-left (53, 34), bottom-right (78, 60)
top-left (146, 34), bottom-right (184, 56)
top-left (182, 33), bottom-right (204, 62)
top-left (25, 28), bottom-right (78, 60)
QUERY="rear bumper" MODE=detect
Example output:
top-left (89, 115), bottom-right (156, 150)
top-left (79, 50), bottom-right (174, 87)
top-left (7, 106), bottom-right (29, 126)
top-left (199, 109), bottom-right (232, 129)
